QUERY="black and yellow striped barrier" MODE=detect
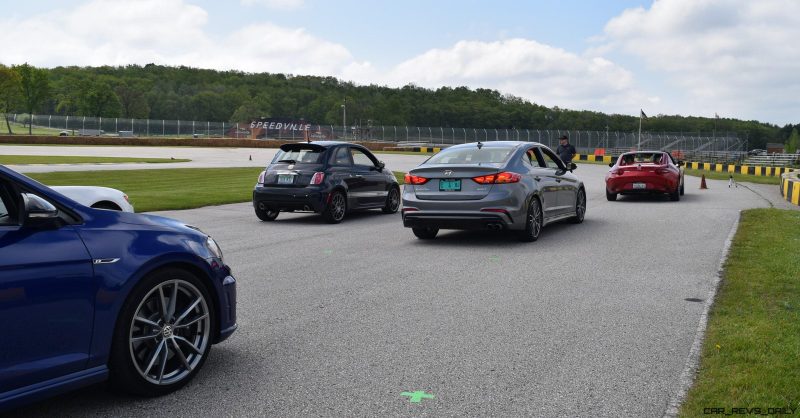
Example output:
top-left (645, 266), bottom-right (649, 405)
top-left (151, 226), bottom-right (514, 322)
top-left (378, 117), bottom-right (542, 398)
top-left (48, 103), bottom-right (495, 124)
top-left (780, 172), bottom-right (800, 206)
top-left (683, 162), bottom-right (796, 177)
top-left (395, 146), bottom-right (442, 153)
top-left (575, 154), bottom-right (614, 164)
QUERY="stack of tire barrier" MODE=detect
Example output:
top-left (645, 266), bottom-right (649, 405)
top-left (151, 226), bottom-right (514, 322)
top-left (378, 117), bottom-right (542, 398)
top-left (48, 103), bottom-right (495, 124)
top-left (780, 170), bottom-right (800, 207)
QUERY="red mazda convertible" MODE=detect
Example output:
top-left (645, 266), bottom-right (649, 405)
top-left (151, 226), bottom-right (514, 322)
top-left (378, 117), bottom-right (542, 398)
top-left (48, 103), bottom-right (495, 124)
top-left (605, 151), bottom-right (685, 201)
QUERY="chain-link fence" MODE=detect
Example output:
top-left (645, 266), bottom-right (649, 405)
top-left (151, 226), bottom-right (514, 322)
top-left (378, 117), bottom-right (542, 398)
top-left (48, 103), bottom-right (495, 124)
top-left (5, 113), bottom-right (744, 156)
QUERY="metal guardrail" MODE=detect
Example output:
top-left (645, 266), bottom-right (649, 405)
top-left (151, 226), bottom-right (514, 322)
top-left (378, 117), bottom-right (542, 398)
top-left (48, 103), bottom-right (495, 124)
top-left (744, 153), bottom-right (800, 167)
top-left (5, 113), bottom-right (745, 155)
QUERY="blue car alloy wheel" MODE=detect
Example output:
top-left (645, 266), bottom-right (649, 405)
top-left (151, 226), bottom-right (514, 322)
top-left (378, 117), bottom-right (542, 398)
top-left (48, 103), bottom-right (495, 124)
top-left (0, 165), bottom-right (237, 412)
top-left (110, 268), bottom-right (214, 395)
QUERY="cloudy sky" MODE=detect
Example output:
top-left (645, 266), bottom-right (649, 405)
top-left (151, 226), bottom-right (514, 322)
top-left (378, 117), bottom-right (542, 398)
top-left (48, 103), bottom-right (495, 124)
top-left (1, 0), bottom-right (798, 125)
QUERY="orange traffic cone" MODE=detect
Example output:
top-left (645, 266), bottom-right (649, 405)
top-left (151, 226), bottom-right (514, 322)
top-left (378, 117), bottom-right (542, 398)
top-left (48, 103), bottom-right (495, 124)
top-left (700, 174), bottom-right (708, 189)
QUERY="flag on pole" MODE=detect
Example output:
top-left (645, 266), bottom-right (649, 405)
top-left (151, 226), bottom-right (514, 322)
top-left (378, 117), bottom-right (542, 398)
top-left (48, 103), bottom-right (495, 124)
top-left (640, 109), bottom-right (648, 119)
top-left (715, 112), bottom-right (719, 119)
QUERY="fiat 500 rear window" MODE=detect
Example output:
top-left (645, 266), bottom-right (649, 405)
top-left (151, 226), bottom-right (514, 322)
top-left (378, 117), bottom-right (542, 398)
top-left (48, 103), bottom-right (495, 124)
top-left (272, 147), bottom-right (323, 164)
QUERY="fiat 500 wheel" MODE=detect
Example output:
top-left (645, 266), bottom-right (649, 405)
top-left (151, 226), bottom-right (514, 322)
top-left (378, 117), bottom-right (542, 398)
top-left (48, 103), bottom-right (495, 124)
top-left (382, 187), bottom-right (400, 214)
top-left (255, 205), bottom-right (279, 221)
top-left (322, 191), bottom-right (347, 223)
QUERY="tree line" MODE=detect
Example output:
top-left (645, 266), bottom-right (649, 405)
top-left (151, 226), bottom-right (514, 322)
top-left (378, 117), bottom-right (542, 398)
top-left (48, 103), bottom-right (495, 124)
top-left (0, 62), bottom-right (796, 149)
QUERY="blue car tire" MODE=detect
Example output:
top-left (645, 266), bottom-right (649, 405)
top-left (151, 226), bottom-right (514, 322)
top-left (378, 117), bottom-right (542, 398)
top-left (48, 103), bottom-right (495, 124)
top-left (109, 268), bottom-right (215, 396)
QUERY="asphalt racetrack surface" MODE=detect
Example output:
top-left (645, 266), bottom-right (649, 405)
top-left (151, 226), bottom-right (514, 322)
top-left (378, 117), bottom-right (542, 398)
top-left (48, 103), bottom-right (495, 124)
top-left (6, 152), bottom-right (774, 417)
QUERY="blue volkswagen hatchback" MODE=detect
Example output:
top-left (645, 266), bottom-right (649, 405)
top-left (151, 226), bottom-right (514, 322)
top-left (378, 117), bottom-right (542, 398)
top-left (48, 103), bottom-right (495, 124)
top-left (0, 166), bottom-right (237, 412)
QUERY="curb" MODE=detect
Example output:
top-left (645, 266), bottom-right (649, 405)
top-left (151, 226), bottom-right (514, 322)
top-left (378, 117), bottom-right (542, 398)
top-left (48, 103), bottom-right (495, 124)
top-left (663, 212), bottom-right (741, 417)
top-left (780, 171), bottom-right (800, 206)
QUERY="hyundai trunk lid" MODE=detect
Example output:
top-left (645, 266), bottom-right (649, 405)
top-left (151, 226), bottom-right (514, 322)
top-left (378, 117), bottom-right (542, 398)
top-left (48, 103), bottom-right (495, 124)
top-left (409, 164), bottom-right (501, 200)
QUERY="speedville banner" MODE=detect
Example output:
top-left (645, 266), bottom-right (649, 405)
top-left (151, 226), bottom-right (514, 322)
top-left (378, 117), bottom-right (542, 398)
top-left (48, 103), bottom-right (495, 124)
top-left (250, 118), bottom-right (313, 131)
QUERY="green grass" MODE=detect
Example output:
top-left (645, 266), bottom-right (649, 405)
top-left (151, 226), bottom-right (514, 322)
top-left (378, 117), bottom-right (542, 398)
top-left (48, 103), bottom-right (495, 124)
top-left (0, 155), bottom-right (190, 165)
top-left (27, 168), bottom-right (407, 212)
top-left (679, 208), bottom-right (800, 417)
top-left (684, 168), bottom-right (782, 185)
top-left (0, 119), bottom-right (66, 136)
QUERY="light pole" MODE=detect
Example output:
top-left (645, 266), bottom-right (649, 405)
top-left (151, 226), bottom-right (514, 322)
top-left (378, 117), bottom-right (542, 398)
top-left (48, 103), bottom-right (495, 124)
top-left (341, 98), bottom-right (346, 140)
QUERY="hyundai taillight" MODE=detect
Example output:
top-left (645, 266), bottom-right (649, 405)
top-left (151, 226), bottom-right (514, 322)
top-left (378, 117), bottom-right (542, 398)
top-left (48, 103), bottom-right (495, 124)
top-left (257, 170), bottom-right (266, 185)
top-left (404, 174), bottom-right (429, 185)
top-left (472, 172), bottom-right (521, 184)
top-left (610, 168), bottom-right (625, 175)
top-left (310, 172), bottom-right (325, 185)
top-left (656, 168), bottom-right (671, 174)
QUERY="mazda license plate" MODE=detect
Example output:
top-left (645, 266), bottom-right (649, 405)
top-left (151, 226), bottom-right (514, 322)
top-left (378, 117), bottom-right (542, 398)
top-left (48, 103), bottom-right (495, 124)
top-left (439, 179), bottom-right (461, 191)
top-left (633, 182), bottom-right (646, 189)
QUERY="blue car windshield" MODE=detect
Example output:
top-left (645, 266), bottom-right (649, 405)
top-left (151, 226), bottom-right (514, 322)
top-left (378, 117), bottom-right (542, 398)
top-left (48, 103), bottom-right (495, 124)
top-left (272, 147), bottom-right (323, 164)
top-left (426, 146), bottom-right (515, 165)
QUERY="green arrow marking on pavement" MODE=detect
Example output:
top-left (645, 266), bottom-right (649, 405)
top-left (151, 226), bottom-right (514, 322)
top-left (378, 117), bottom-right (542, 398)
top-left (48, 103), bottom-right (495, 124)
top-left (401, 391), bottom-right (435, 403)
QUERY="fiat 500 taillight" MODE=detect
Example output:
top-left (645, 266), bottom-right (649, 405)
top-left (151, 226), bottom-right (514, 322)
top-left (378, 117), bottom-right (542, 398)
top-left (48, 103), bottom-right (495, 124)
top-left (310, 172), bottom-right (325, 185)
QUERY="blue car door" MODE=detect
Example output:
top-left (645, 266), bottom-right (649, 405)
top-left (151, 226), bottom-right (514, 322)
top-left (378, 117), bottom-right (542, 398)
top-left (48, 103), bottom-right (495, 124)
top-left (0, 180), bottom-right (95, 393)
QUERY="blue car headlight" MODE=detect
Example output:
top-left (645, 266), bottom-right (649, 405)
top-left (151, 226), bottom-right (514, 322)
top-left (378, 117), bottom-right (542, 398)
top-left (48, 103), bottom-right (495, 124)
top-left (205, 236), bottom-right (225, 264)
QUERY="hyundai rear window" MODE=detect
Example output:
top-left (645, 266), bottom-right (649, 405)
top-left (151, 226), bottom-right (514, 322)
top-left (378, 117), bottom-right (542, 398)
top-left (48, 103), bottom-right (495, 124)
top-left (426, 147), bottom-right (515, 164)
top-left (272, 147), bottom-right (324, 164)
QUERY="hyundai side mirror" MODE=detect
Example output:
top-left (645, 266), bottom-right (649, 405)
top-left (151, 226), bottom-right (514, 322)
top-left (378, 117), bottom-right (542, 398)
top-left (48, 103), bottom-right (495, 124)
top-left (608, 162), bottom-right (615, 167)
top-left (677, 161), bottom-right (685, 167)
top-left (569, 163), bottom-right (578, 171)
top-left (22, 193), bottom-right (62, 228)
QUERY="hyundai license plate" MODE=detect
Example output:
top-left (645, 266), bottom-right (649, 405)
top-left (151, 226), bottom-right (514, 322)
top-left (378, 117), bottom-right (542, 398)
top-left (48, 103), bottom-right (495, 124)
top-left (633, 182), bottom-right (646, 189)
top-left (439, 179), bottom-right (461, 191)
top-left (278, 174), bottom-right (294, 185)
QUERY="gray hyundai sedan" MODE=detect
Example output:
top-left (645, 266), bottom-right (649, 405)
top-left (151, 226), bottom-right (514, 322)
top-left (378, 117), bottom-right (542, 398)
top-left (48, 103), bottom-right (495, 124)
top-left (401, 141), bottom-right (586, 241)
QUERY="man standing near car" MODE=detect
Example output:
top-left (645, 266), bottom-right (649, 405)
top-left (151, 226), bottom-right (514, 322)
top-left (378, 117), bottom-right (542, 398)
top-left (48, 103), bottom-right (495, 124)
top-left (556, 135), bottom-right (576, 165)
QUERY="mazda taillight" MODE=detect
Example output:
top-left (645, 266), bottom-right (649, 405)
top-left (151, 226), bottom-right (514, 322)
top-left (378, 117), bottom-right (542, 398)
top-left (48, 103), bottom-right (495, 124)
top-left (472, 172), bottom-right (521, 184)
top-left (257, 170), bottom-right (266, 185)
top-left (310, 172), bottom-right (325, 185)
top-left (404, 174), bottom-right (429, 185)
top-left (610, 168), bottom-right (625, 175)
top-left (656, 168), bottom-right (671, 174)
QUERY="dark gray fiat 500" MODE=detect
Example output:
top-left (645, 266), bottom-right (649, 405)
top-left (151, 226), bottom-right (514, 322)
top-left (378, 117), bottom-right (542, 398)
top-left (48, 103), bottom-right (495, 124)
top-left (253, 141), bottom-right (400, 223)
top-left (401, 141), bottom-right (586, 241)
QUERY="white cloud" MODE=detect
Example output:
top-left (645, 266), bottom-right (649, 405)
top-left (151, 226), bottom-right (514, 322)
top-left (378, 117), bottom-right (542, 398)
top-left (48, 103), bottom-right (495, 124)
top-left (602, 0), bottom-right (800, 124)
top-left (382, 39), bottom-right (651, 114)
top-left (0, 0), bottom-right (365, 76)
top-left (241, 0), bottom-right (304, 9)
top-left (0, 0), bottom-right (646, 117)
